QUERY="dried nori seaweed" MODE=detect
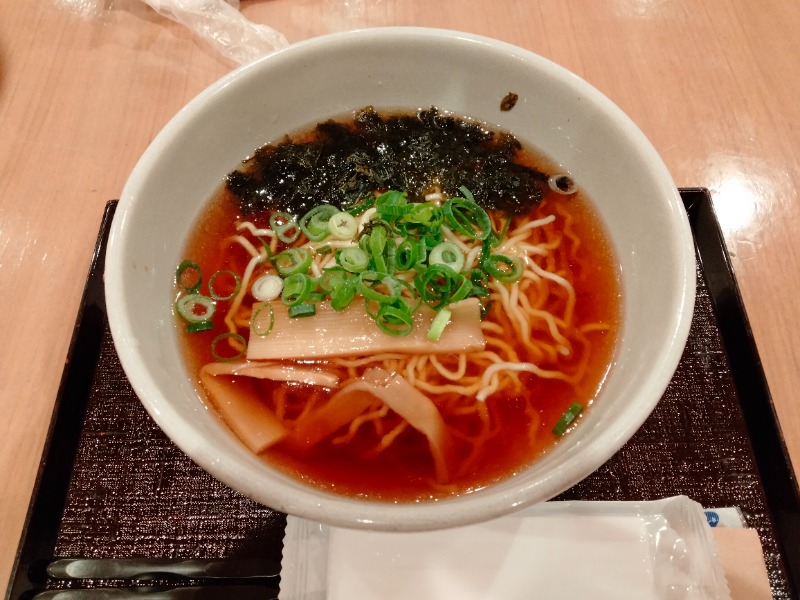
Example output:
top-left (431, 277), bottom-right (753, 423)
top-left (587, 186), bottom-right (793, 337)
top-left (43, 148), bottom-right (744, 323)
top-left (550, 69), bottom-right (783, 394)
top-left (226, 107), bottom-right (548, 216)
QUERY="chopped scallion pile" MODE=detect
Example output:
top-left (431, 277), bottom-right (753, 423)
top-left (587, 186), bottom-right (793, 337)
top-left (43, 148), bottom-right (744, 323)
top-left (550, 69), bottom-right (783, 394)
top-left (175, 186), bottom-right (539, 352)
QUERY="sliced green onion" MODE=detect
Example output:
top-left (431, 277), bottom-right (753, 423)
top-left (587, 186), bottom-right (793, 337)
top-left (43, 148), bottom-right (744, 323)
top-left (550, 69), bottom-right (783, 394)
top-left (308, 208), bottom-right (338, 239)
top-left (384, 237), bottom-right (397, 274)
top-left (363, 296), bottom-right (380, 321)
top-left (211, 332), bottom-right (246, 362)
top-left (375, 301), bottom-right (414, 336)
top-left (270, 211), bottom-right (301, 243)
top-left (281, 273), bottom-right (313, 307)
top-left (319, 268), bottom-right (348, 293)
top-left (483, 253), bottom-right (524, 284)
top-left (442, 192), bottom-right (492, 241)
top-left (468, 268), bottom-right (490, 292)
top-left (552, 402), bottom-right (583, 436)
top-left (358, 272), bottom-right (401, 304)
top-left (208, 269), bottom-right (241, 301)
top-left (176, 293), bottom-right (215, 323)
top-left (448, 274), bottom-right (473, 304)
top-left (429, 241), bottom-right (465, 273)
top-left (274, 248), bottom-right (313, 276)
top-left (328, 211), bottom-right (358, 240)
top-left (416, 237), bottom-right (428, 265)
top-left (330, 275), bottom-right (358, 311)
top-left (404, 202), bottom-right (443, 228)
top-left (251, 274), bottom-right (283, 302)
top-left (396, 277), bottom-right (422, 312)
top-left (427, 308), bottom-right (452, 341)
top-left (415, 265), bottom-right (449, 309)
top-left (379, 204), bottom-right (409, 218)
top-left (376, 190), bottom-right (408, 205)
top-left (299, 204), bottom-right (339, 242)
top-left (368, 226), bottom-right (388, 273)
top-left (257, 235), bottom-right (276, 260)
top-left (345, 196), bottom-right (376, 216)
top-left (176, 260), bottom-right (202, 294)
top-left (470, 283), bottom-right (491, 298)
top-left (486, 212), bottom-right (512, 248)
top-left (395, 239), bottom-right (418, 271)
top-left (375, 190), bottom-right (409, 220)
top-left (288, 303), bottom-right (317, 318)
top-left (251, 302), bottom-right (275, 336)
top-left (480, 298), bottom-right (494, 319)
top-left (415, 264), bottom-right (465, 310)
top-left (336, 247), bottom-right (370, 273)
top-left (186, 320), bottom-right (214, 333)
top-left (458, 185), bottom-right (477, 203)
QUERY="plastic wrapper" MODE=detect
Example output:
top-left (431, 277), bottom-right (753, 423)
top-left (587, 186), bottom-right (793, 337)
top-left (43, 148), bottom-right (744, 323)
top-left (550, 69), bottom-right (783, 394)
top-left (141, 0), bottom-right (288, 64)
top-left (53, 0), bottom-right (288, 65)
top-left (280, 496), bottom-right (731, 600)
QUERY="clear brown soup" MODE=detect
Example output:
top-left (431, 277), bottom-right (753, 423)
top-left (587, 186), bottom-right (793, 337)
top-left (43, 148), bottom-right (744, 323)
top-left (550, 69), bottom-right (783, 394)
top-left (178, 109), bottom-right (621, 501)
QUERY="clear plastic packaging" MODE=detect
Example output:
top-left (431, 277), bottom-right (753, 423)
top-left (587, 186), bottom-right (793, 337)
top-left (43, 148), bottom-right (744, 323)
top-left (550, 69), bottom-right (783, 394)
top-left (53, 0), bottom-right (288, 65)
top-left (280, 496), bottom-right (731, 600)
top-left (141, 0), bottom-right (288, 64)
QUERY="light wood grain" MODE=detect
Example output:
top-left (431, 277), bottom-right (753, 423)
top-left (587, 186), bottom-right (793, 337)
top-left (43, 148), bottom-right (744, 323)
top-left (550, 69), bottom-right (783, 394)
top-left (713, 528), bottom-right (773, 600)
top-left (2, 0), bottom-right (798, 595)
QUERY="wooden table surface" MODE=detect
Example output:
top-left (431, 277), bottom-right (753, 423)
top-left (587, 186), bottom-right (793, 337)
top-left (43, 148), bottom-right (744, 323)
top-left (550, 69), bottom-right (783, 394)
top-left (1, 0), bottom-right (797, 596)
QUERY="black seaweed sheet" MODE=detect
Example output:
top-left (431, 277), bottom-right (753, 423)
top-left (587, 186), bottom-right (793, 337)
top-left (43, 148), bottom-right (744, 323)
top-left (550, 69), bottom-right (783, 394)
top-left (5, 190), bottom-right (800, 600)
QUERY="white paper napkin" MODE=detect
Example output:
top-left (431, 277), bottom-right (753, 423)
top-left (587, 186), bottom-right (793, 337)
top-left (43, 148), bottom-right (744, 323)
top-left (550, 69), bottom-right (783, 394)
top-left (280, 496), bottom-right (731, 600)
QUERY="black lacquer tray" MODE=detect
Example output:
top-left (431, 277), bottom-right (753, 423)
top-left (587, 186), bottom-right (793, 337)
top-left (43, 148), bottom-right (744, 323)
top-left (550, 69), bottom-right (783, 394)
top-left (6, 189), bottom-right (800, 599)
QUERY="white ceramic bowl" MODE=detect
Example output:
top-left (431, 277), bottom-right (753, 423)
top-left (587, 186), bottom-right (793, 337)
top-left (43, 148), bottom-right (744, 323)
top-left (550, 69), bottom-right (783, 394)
top-left (105, 27), bottom-right (695, 531)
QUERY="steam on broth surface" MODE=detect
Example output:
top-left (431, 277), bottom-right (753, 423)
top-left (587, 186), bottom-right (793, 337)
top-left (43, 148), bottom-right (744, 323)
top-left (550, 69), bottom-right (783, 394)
top-left (175, 107), bottom-right (620, 501)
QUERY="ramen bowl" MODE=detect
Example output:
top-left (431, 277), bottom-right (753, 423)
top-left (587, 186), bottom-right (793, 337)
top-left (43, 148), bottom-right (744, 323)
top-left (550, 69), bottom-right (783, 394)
top-left (105, 27), bottom-right (695, 531)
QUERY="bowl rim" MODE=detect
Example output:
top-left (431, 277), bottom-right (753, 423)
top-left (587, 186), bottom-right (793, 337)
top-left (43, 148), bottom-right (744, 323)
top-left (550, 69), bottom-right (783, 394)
top-left (106, 26), bottom-right (696, 531)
